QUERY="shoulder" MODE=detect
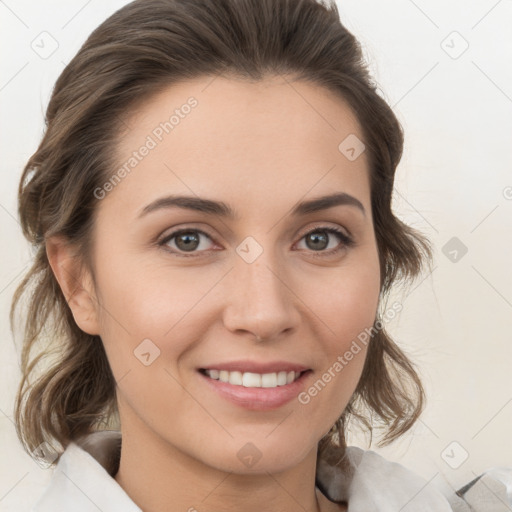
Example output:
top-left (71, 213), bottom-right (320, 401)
top-left (317, 446), bottom-right (453, 511)
top-left (447, 467), bottom-right (512, 511)
top-left (30, 430), bottom-right (139, 512)
top-left (316, 446), bottom-right (512, 512)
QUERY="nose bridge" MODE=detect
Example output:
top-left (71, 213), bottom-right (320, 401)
top-left (242, 255), bottom-right (283, 306)
top-left (222, 239), bottom-right (299, 339)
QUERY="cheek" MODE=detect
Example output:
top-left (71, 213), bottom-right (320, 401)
top-left (93, 262), bottom-right (206, 427)
top-left (312, 252), bottom-right (381, 348)
top-left (92, 254), bottom-right (213, 382)
top-left (300, 251), bottom-right (380, 404)
top-left (95, 248), bottom-right (210, 332)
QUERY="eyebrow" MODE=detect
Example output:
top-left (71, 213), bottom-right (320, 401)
top-left (138, 192), bottom-right (366, 219)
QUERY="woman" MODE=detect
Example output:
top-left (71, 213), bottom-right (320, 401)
top-left (10, 0), bottom-right (511, 510)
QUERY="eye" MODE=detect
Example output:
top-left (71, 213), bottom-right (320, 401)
top-left (295, 225), bottom-right (354, 257)
top-left (158, 225), bottom-right (354, 258)
top-left (159, 228), bottom-right (216, 257)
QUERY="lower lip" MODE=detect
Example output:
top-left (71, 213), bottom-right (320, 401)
top-left (198, 370), bottom-right (312, 411)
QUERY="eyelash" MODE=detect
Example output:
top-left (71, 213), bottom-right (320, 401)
top-left (158, 225), bottom-right (355, 259)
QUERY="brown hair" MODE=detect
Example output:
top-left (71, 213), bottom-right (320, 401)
top-left (10, 0), bottom-right (431, 466)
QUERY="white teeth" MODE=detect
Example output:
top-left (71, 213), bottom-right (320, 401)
top-left (276, 371), bottom-right (287, 386)
top-left (261, 373), bottom-right (277, 387)
top-left (242, 372), bottom-right (261, 387)
top-left (229, 371), bottom-right (243, 386)
top-left (204, 369), bottom-right (302, 388)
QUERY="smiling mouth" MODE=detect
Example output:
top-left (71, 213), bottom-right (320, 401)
top-left (198, 368), bottom-right (311, 388)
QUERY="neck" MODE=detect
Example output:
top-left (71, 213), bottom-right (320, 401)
top-left (113, 412), bottom-right (332, 512)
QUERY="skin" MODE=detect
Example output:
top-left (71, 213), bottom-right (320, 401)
top-left (47, 75), bottom-right (381, 512)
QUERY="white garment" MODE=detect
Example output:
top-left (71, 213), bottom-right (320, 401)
top-left (30, 430), bottom-right (512, 511)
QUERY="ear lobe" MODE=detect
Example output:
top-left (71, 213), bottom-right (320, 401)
top-left (46, 235), bottom-right (100, 336)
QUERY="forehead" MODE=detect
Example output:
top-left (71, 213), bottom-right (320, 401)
top-left (108, 75), bottom-right (370, 217)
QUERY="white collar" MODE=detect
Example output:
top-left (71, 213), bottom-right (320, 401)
top-left (32, 430), bottom-right (454, 511)
top-left (32, 432), bottom-right (139, 512)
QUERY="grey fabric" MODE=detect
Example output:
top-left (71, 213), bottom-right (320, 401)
top-left (447, 472), bottom-right (512, 512)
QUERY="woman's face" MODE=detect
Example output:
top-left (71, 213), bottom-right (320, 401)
top-left (83, 75), bottom-right (381, 472)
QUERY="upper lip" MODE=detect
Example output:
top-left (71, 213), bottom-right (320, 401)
top-left (199, 360), bottom-right (310, 374)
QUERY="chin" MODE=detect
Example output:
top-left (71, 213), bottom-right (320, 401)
top-left (196, 433), bottom-right (315, 475)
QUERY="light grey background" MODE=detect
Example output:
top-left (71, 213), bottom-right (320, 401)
top-left (1, 1), bottom-right (511, 510)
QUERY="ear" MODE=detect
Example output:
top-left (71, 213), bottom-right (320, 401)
top-left (46, 235), bottom-right (100, 336)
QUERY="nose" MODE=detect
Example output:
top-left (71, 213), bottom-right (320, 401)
top-left (221, 251), bottom-right (301, 342)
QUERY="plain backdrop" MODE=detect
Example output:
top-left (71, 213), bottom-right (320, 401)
top-left (1, 0), bottom-right (511, 510)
